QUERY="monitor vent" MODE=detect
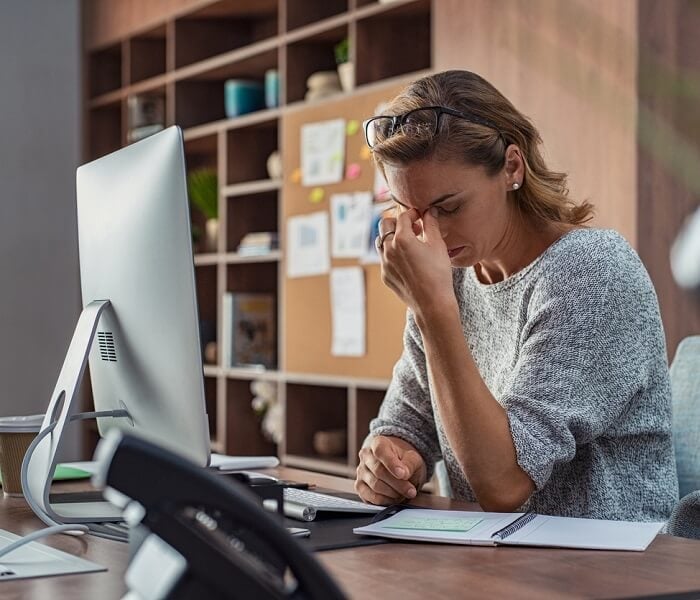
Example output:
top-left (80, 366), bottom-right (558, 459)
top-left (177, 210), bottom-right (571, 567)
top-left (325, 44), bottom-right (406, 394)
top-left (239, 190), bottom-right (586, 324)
top-left (97, 331), bottom-right (117, 362)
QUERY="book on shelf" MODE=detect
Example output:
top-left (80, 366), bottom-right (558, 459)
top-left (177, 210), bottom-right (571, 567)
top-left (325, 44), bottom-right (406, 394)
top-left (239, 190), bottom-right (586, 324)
top-left (236, 231), bottom-right (279, 257)
top-left (221, 292), bottom-right (276, 369)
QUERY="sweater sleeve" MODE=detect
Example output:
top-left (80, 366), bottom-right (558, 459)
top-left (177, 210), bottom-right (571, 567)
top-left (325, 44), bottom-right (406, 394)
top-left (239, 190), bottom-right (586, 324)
top-left (501, 249), bottom-right (669, 490)
top-left (369, 311), bottom-right (442, 478)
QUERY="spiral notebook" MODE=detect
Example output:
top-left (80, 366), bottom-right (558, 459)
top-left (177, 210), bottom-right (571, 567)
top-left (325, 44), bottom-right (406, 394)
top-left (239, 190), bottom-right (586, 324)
top-left (353, 508), bottom-right (664, 551)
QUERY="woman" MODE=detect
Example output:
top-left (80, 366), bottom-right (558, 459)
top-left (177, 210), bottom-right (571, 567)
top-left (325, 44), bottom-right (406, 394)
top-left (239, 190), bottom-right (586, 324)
top-left (355, 70), bottom-right (678, 521)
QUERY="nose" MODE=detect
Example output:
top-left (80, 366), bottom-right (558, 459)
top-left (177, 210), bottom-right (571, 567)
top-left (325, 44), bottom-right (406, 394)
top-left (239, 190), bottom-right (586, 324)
top-left (415, 209), bottom-right (448, 239)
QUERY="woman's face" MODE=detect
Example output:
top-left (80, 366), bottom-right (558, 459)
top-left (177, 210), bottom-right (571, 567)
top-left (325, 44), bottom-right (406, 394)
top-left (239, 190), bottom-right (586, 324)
top-left (382, 156), bottom-right (518, 268)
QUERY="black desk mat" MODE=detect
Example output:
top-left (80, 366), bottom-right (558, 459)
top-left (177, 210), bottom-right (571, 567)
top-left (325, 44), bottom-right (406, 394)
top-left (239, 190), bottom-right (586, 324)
top-left (283, 512), bottom-right (389, 552)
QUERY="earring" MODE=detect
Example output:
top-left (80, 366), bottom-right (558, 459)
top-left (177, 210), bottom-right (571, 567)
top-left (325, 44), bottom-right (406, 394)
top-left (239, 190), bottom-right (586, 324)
top-left (512, 182), bottom-right (520, 190)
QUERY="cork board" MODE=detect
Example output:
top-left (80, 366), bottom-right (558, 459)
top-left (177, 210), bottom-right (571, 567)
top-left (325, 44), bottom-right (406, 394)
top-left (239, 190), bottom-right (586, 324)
top-left (282, 83), bottom-right (408, 379)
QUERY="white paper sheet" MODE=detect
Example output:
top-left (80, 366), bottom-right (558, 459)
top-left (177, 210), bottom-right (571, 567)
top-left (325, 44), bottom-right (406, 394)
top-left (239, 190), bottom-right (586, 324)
top-left (301, 118), bottom-right (346, 186)
top-left (0, 528), bottom-right (105, 581)
top-left (331, 192), bottom-right (372, 258)
top-left (286, 211), bottom-right (330, 278)
top-left (361, 200), bottom-right (394, 264)
top-left (330, 267), bottom-right (366, 356)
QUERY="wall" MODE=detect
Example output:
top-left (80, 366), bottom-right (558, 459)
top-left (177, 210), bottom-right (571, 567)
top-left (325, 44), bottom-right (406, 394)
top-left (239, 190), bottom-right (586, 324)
top-left (637, 0), bottom-right (700, 358)
top-left (433, 0), bottom-right (638, 246)
top-left (0, 1), bottom-right (82, 457)
top-left (434, 0), bottom-right (700, 359)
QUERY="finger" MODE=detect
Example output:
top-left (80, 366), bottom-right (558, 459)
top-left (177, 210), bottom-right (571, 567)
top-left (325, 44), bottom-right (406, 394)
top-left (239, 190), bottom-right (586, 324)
top-left (398, 448), bottom-right (426, 485)
top-left (394, 208), bottom-right (420, 239)
top-left (354, 480), bottom-right (397, 506)
top-left (357, 462), bottom-right (406, 500)
top-left (378, 216), bottom-right (397, 237)
top-left (371, 437), bottom-right (410, 479)
top-left (364, 455), bottom-right (417, 498)
top-left (421, 207), bottom-right (442, 244)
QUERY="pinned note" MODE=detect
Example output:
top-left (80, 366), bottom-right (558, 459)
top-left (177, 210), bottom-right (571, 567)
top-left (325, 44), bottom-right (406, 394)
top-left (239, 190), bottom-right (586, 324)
top-left (346, 119), bottom-right (360, 136)
top-left (346, 163), bottom-right (361, 180)
top-left (309, 187), bottom-right (325, 203)
top-left (291, 167), bottom-right (302, 183)
top-left (330, 267), bottom-right (366, 356)
top-left (360, 146), bottom-right (372, 161)
top-left (301, 118), bottom-right (346, 186)
top-left (287, 211), bottom-right (330, 278)
top-left (331, 192), bottom-right (372, 258)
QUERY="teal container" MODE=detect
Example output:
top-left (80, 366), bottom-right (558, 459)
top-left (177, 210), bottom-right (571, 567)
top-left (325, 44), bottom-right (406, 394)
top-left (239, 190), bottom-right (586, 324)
top-left (264, 69), bottom-right (280, 108)
top-left (224, 79), bottom-right (264, 117)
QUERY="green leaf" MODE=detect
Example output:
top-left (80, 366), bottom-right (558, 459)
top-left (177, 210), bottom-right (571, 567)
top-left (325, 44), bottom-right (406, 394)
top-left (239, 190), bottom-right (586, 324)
top-left (187, 168), bottom-right (218, 220)
top-left (334, 38), bottom-right (349, 65)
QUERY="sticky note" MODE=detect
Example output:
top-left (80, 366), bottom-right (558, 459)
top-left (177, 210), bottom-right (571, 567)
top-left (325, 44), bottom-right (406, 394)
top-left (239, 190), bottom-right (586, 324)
top-left (291, 167), bottom-right (302, 183)
top-left (346, 163), bottom-right (361, 180)
top-left (346, 120), bottom-right (360, 136)
top-left (383, 516), bottom-right (483, 533)
top-left (360, 146), bottom-right (372, 160)
top-left (309, 187), bottom-right (325, 203)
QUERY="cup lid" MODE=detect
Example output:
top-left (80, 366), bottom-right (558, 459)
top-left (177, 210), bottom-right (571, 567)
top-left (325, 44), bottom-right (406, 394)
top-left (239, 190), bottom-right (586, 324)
top-left (0, 414), bottom-right (44, 433)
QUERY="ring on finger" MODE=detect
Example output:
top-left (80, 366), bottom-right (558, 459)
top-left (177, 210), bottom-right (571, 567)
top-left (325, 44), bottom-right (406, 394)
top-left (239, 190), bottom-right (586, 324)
top-left (376, 230), bottom-right (396, 251)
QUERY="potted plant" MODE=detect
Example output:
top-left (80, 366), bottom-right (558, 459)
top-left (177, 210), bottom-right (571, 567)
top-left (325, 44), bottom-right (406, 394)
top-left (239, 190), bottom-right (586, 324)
top-left (187, 168), bottom-right (218, 253)
top-left (334, 38), bottom-right (354, 92)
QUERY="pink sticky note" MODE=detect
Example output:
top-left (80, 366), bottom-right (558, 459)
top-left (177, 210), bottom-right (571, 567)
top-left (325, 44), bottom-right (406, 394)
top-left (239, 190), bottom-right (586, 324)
top-left (346, 163), bottom-right (362, 180)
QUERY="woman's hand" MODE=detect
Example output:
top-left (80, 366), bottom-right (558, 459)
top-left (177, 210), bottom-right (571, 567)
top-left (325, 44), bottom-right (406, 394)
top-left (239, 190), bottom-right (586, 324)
top-left (377, 208), bottom-right (455, 317)
top-left (355, 435), bottom-right (427, 505)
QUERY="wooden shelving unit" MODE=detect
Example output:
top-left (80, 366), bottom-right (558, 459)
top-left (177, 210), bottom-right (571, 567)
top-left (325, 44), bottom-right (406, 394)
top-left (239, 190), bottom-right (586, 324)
top-left (83, 0), bottom-right (433, 475)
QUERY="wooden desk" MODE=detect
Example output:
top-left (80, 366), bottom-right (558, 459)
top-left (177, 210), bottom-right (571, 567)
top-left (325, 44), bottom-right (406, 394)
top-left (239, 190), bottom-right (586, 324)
top-left (2, 467), bottom-right (700, 599)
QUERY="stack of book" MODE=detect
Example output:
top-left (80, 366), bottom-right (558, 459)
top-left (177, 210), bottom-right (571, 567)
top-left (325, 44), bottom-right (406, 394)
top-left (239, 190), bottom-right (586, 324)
top-left (237, 231), bottom-right (279, 257)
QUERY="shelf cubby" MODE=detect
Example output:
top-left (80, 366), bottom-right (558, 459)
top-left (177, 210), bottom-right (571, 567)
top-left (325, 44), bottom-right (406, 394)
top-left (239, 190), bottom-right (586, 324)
top-left (226, 122), bottom-right (278, 184)
top-left (89, 42), bottom-right (122, 98)
top-left (351, 388), bottom-right (385, 464)
top-left (225, 378), bottom-right (277, 455)
top-left (285, 383), bottom-right (349, 463)
top-left (128, 25), bottom-right (167, 84)
top-left (285, 0), bottom-right (348, 31)
top-left (355, 0), bottom-right (430, 86)
top-left (285, 24), bottom-right (348, 104)
top-left (195, 264), bottom-right (218, 353)
top-left (184, 132), bottom-right (218, 172)
top-left (226, 261), bottom-right (278, 295)
top-left (204, 375), bottom-right (218, 441)
top-left (174, 48), bottom-right (278, 129)
top-left (174, 0), bottom-right (279, 69)
top-left (88, 103), bottom-right (122, 159)
top-left (226, 191), bottom-right (278, 253)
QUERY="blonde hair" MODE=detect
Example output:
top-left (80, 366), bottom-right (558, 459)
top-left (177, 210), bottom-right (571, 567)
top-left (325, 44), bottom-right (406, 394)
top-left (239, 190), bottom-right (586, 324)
top-left (371, 70), bottom-right (594, 227)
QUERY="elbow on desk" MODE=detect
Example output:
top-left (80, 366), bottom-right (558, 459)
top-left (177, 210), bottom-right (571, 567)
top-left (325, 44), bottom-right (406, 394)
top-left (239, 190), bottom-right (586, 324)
top-left (475, 480), bottom-right (535, 513)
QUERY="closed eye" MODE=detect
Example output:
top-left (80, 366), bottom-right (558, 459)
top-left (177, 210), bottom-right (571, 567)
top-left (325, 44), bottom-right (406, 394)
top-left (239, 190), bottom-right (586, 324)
top-left (435, 203), bottom-right (461, 215)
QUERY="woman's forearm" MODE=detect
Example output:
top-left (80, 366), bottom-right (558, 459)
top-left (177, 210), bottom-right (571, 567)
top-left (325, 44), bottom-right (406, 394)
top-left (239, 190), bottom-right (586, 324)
top-left (414, 303), bottom-right (535, 511)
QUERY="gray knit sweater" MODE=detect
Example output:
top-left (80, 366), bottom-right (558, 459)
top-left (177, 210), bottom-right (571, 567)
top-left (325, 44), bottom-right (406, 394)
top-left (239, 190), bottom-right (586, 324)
top-left (370, 228), bottom-right (679, 521)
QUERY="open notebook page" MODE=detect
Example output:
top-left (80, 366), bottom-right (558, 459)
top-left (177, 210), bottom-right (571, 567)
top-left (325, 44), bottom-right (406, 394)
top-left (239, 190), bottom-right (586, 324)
top-left (503, 514), bottom-right (665, 551)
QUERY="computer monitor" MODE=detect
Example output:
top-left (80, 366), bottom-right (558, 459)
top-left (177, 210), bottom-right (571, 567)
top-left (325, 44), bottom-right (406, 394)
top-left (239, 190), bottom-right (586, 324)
top-left (25, 126), bottom-right (210, 523)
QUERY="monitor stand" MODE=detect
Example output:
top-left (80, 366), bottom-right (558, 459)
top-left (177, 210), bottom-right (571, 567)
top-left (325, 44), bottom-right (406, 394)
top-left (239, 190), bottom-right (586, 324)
top-left (23, 299), bottom-right (130, 524)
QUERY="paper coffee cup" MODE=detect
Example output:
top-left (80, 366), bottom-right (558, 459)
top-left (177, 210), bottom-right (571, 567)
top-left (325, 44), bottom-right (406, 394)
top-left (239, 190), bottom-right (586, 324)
top-left (0, 415), bottom-right (44, 496)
